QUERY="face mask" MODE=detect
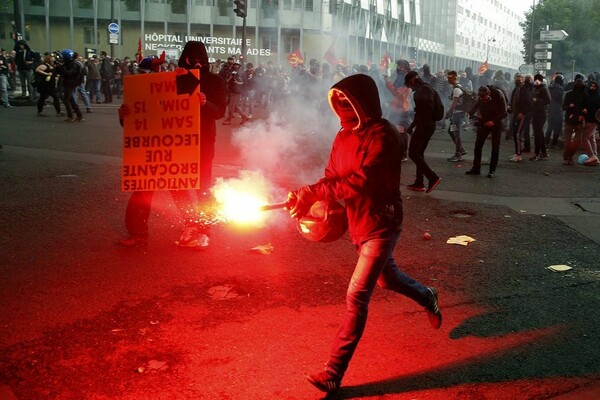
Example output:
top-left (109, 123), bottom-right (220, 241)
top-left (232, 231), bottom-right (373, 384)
top-left (337, 100), bottom-right (358, 130)
top-left (515, 81), bottom-right (523, 87)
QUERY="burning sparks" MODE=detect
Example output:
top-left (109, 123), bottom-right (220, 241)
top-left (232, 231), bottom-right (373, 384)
top-left (211, 171), bottom-right (278, 226)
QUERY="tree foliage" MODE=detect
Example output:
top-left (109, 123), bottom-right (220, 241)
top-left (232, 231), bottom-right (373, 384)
top-left (521, 0), bottom-right (600, 76)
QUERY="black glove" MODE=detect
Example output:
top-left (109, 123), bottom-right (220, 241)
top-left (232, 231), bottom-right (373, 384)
top-left (287, 186), bottom-right (317, 219)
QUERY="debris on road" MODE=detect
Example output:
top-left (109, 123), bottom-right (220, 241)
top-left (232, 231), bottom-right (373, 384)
top-left (446, 235), bottom-right (476, 246)
top-left (547, 264), bottom-right (574, 272)
top-left (250, 243), bottom-right (274, 255)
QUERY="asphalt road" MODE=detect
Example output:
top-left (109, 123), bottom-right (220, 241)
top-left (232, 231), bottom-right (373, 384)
top-left (1, 100), bottom-right (599, 400)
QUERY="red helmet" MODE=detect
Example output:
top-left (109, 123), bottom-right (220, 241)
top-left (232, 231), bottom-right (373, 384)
top-left (296, 200), bottom-right (348, 243)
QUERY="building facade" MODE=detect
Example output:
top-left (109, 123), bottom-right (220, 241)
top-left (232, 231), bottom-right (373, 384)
top-left (0, 0), bottom-right (525, 73)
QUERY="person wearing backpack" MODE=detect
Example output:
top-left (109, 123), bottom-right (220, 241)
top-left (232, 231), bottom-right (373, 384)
top-left (405, 70), bottom-right (442, 193)
top-left (464, 85), bottom-right (507, 178)
top-left (445, 70), bottom-right (471, 162)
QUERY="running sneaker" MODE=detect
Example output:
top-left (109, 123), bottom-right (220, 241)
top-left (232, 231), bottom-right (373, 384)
top-left (508, 154), bottom-right (522, 162)
top-left (425, 287), bottom-right (442, 329)
top-left (406, 182), bottom-right (425, 192)
top-left (307, 370), bottom-right (341, 393)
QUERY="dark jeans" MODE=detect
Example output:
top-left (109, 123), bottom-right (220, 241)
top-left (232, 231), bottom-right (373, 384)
top-left (472, 123), bottom-right (501, 173)
top-left (511, 114), bottom-right (525, 155)
top-left (532, 113), bottom-right (547, 156)
top-left (101, 78), bottom-right (113, 102)
top-left (125, 190), bottom-right (195, 238)
top-left (326, 232), bottom-right (430, 379)
top-left (37, 86), bottom-right (61, 114)
top-left (408, 122), bottom-right (438, 185)
top-left (545, 110), bottom-right (563, 146)
top-left (62, 84), bottom-right (82, 119)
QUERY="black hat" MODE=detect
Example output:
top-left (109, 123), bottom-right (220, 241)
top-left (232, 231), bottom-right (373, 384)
top-left (404, 70), bottom-right (419, 86)
top-left (575, 73), bottom-right (585, 82)
top-left (534, 73), bottom-right (544, 82)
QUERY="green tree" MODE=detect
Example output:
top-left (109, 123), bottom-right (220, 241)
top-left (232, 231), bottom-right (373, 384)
top-left (521, 0), bottom-right (600, 77)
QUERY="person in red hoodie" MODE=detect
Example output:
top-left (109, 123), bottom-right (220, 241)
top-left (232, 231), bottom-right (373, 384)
top-left (287, 74), bottom-right (442, 394)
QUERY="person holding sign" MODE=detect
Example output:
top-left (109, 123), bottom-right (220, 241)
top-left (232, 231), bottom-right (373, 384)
top-left (117, 55), bottom-right (198, 248)
top-left (175, 41), bottom-right (227, 249)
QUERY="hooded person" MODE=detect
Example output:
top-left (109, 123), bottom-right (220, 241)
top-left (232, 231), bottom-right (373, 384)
top-left (175, 41), bottom-right (227, 248)
top-left (545, 73), bottom-right (565, 148)
top-left (14, 39), bottom-right (36, 98)
top-left (287, 74), bottom-right (442, 394)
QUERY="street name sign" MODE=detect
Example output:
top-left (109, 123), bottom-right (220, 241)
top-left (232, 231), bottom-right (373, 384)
top-left (540, 30), bottom-right (568, 41)
top-left (535, 43), bottom-right (553, 50)
top-left (534, 51), bottom-right (552, 59)
top-left (534, 61), bottom-right (552, 70)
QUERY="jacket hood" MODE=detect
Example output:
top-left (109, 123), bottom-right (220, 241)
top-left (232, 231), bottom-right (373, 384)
top-left (328, 74), bottom-right (382, 131)
top-left (178, 41), bottom-right (209, 71)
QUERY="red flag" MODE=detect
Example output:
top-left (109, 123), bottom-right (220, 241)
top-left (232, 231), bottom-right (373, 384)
top-left (136, 37), bottom-right (143, 63)
top-left (478, 60), bottom-right (489, 74)
top-left (323, 43), bottom-right (337, 66)
top-left (287, 49), bottom-right (304, 66)
top-left (379, 51), bottom-right (391, 73)
top-left (288, 49), bottom-right (303, 66)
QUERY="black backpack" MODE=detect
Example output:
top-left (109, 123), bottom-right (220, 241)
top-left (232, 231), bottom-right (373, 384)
top-left (487, 84), bottom-right (508, 117)
top-left (424, 84), bottom-right (445, 121)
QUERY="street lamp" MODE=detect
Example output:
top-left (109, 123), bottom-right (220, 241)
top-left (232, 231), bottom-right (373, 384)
top-left (486, 37), bottom-right (496, 61)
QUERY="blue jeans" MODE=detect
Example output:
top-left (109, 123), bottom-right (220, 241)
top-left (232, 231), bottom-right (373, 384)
top-left (0, 75), bottom-right (9, 105)
top-left (326, 232), bottom-right (430, 378)
top-left (73, 83), bottom-right (91, 109)
top-left (448, 112), bottom-right (466, 156)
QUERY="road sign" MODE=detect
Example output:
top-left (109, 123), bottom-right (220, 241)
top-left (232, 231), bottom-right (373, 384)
top-left (535, 43), bottom-right (553, 50)
top-left (534, 51), bottom-right (552, 59)
top-left (519, 64), bottom-right (534, 75)
top-left (109, 33), bottom-right (119, 44)
top-left (108, 22), bottom-right (119, 34)
top-left (540, 30), bottom-right (568, 41)
top-left (534, 61), bottom-right (552, 70)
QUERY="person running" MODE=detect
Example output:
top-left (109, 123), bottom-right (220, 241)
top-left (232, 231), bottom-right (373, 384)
top-left (286, 73), bottom-right (442, 394)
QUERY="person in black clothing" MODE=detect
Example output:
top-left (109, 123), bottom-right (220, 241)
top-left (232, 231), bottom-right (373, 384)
top-left (465, 85), bottom-right (507, 178)
top-left (287, 74), bottom-right (441, 394)
top-left (99, 50), bottom-right (114, 103)
top-left (507, 73), bottom-right (532, 162)
top-left (14, 40), bottom-right (35, 98)
top-left (530, 73), bottom-right (551, 161)
top-left (54, 49), bottom-right (84, 122)
top-left (562, 77), bottom-right (588, 165)
top-left (176, 41), bottom-right (227, 248)
top-left (405, 71), bottom-right (442, 193)
top-left (581, 81), bottom-right (600, 165)
top-left (545, 74), bottom-right (565, 149)
top-left (34, 52), bottom-right (63, 117)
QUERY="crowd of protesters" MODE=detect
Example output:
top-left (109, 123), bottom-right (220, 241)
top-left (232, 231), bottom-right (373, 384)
top-left (2, 38), bottom-right (599, 166)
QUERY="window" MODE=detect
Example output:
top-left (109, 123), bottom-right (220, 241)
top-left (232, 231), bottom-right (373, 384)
top-left (30, 0), bottom-right (44, 6)
top-left (83, 27), bottom-right (100, 44)
top-left (262, 35), bottom-right (278, 51)
top-left (305, 0), bottom-right (313, 11)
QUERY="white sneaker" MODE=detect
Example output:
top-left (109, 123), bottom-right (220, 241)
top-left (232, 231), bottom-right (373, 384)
top-left (175, 226), bottom-right (199, 246)
top-left (197, 234), bottom-right (209, 249)
top-left (508, 154), bottom-right (522, 162)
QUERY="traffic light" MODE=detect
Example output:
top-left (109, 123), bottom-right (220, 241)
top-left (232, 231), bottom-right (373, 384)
top-left (234, 0), bottom-right (247, 18)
